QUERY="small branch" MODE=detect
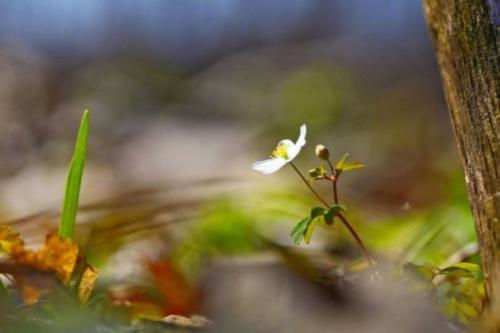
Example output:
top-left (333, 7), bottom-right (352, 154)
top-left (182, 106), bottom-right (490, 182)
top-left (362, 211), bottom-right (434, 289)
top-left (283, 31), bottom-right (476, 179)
top-left (337, 213), bottom-right (374, 266)
top-left (326, 160), bottom-right (339, 204)
top-left (289, 162), bottom-right (373, 266)
top-left (332, 178), bottom-right (339, 205)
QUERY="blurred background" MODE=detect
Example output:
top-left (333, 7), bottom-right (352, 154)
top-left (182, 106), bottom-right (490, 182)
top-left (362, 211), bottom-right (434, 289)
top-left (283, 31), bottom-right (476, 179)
top-left (0, 1), bottom-right (480, 331)
top-left (0, 0), bottom-right (464, 213)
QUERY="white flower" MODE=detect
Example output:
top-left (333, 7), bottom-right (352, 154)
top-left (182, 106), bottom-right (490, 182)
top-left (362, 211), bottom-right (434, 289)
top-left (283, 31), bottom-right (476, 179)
top-left (251, 124), bottom-right (307, 174)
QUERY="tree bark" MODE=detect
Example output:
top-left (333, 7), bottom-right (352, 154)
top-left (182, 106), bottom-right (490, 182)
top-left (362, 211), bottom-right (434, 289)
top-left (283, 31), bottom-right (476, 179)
top-left (422, 0), bottom-right (500, 304)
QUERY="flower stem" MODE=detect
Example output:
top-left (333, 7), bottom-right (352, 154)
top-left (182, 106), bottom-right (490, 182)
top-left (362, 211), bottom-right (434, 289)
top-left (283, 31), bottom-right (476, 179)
top-left (326, 160), bottom-right (339, 204)
top-left (337, 213), bottom-right (374, 266)
top-left (289, 162), bottom-right (329, 208)
top-left (289, 162), bottom-right (373, 266)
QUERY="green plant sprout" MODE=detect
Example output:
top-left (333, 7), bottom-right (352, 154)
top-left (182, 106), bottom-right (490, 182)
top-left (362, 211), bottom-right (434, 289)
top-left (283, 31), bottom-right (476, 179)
top-left (58, 110), bottom-right (89, 240)
top-left (252, 124), bottom-right (373, 265)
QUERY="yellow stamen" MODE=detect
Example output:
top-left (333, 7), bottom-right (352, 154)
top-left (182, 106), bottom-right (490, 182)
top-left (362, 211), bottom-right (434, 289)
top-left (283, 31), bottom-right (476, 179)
top-left (271, 143), bottom-right (289, 159)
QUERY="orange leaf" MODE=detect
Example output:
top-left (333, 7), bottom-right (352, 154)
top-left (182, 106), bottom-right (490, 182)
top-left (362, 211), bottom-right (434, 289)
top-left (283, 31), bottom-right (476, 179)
top-left (1, 228), bottom-right (82, 304)
top-left (109, 261), bottom-right (201, 318)
top-left (11, 234), bottom-right (79, 283)
top-left (148, 261), bottom-right (200, 316)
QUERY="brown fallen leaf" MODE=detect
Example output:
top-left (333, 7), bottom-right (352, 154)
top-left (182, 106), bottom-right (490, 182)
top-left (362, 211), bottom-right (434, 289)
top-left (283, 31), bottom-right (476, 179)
top-left (109, 260), bottom-right (201, 319)
top-left (11, 234), bottom-right (79, 284)
top-left (1, 227), bottom-right (99, 305)
top-left (147, 260), bottom-right (201, 316)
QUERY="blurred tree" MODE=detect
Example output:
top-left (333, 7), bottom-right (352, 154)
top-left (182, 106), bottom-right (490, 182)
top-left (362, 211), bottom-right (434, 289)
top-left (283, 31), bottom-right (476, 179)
top-left (423, 0), bottom-right (500, 306)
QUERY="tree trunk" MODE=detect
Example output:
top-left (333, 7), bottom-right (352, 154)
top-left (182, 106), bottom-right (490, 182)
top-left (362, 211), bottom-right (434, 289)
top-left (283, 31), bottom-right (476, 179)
top-left (422, 0), bottom-right (500, 304)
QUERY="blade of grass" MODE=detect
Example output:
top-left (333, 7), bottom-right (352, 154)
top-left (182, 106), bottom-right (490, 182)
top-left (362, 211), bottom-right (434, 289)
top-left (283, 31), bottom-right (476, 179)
top-left (400, 214), bottom-right (449, 264)
top-left (0, 278), bottom-right (7, 300)
top-left (59, 110), bottom-right (90, 239)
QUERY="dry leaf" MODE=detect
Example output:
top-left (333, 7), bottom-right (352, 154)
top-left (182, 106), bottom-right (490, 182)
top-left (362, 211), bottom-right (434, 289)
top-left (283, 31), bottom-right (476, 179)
top-left (1, 228), bottom-right (89, 305)
top-left (0, 225), bottom-right (24, 255)
top-left (79, 264), bottom-right (99, 304)
top-left (11, 234), bottom-right (79, 283)
top-left (147, 260), bottom-right (200, 316)
top-left (110, 261), bottom-right (201, 318)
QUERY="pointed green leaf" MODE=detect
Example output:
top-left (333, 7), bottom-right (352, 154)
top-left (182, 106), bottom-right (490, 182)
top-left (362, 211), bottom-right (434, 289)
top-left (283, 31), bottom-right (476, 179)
top-left (290, 208), bottom-right (326, 245)
top-left (341, 161), bottom-right (365, 171)
top-left (404, 262), bottom-right (436, 280)
top-left (324, 204), bottom-right (347, 225)
top-left (59, 110), bottom-right (90, 239)
top-left (310, 207), bottom-right (325, 218)
top-left (324, 212), bottom-right (334, 225)
top-left (442, 263), bottom-right (479, 273)
top-left (439, 263), bottom-right (479, 278)
top-left (303, 207), bottom-right (327, 244)
top-left (290, 217), bottom-right (310, 245)
top-left (335, 204), bottom-right (347, 212)
top-left (335, 153), bottom-right (349, 170)
top-left (304, 217), bottom-right (320, 244)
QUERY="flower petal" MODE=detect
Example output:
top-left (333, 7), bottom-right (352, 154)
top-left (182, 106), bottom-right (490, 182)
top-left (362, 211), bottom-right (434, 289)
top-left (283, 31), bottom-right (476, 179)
top-left (285, 143), bottom-right (299, 162)
top-left (251, 158), bottom-right (287, 174)
top-left (285, 124), bottom-right (307, 161)
top-left (295, 124), bottom-right (307, 148)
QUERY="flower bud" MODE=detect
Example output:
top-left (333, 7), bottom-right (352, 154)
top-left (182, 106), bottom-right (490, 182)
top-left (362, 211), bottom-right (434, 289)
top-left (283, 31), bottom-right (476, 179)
top-left (315, 144), bottom-right (330, 160)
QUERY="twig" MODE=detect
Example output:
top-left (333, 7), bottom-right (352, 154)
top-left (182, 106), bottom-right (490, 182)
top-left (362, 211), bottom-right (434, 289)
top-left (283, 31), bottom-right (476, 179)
top-left (289, 162), bottom-right (373, 266)
top-left (326, 160), bottom-right (339, 204)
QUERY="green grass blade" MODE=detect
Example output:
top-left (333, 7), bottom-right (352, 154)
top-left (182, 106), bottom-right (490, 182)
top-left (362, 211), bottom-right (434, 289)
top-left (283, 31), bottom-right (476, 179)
top-left (0, 278), bottom-right (8, 300)
top-left (58, 110), bottom-right (90, 239)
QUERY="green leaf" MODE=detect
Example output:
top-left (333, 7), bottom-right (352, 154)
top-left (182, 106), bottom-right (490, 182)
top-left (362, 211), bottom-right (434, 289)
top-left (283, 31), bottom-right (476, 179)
top-left (335, 153), bottom-right (364, 172)
top-left (439, 263), bottom-right (479, 278)
top-left (456, 301), bottom-right (478, 318)
top-left (59, 110), bottom-right (90, 240)
top-left (335, 153), bottom-right (349, 170)
top-left (443, 263), bottom-right (480, 273)
top-left (324, 204), bottom-right (347, 225)
top-left (318, 165), bottom-right (327, 176)
top-left (304, 217), bottom-right (320, 244)
top-left (290, 208), bottom-right (325, 245)
top-left (324, 212), bottom-right (334, 225)
top-left (310, 207), bottom-right (325, 218)
top-left (308, 168), bottom-right (321, 179)
top-left (341, 161), bottom-right (365, 171)
top-left (303, 207), bottom-right (327, 244)
top-left (308, 166), bottom-right (327, 181)
top-left (290, 217), bottom-right (310, 245)
top-left (404, 262), bottom-right (436, 281)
